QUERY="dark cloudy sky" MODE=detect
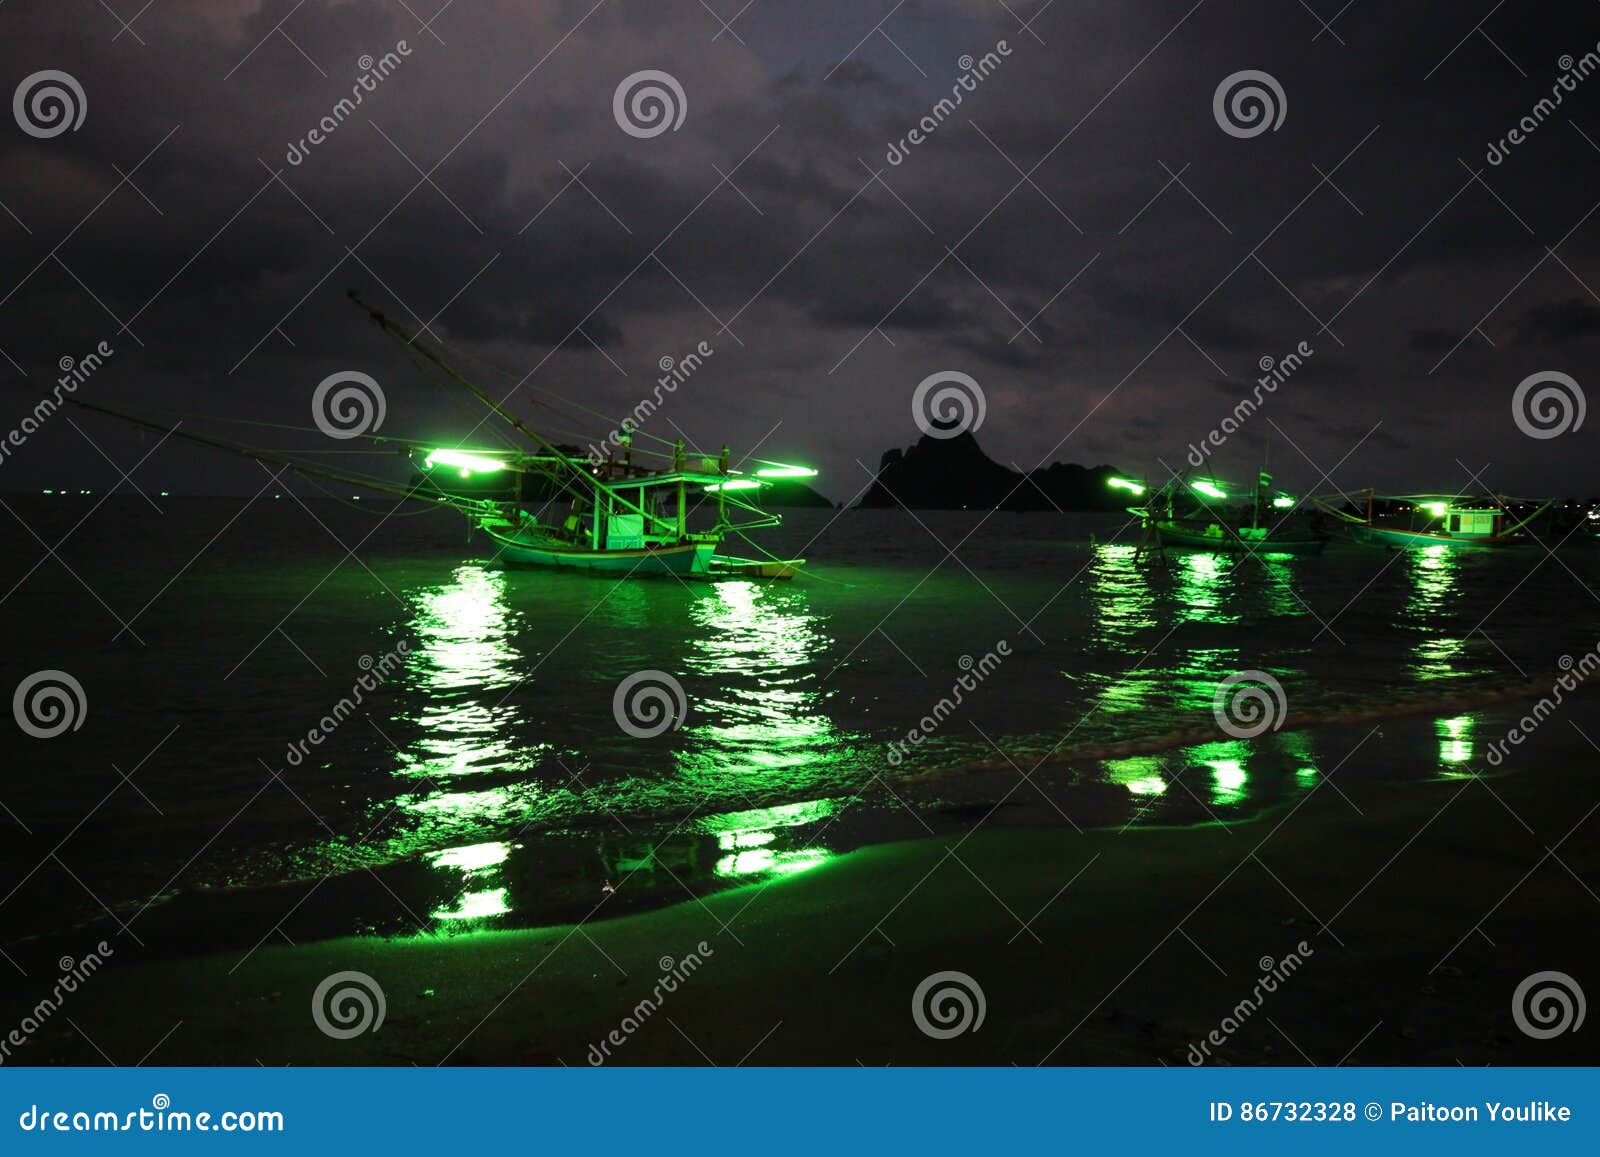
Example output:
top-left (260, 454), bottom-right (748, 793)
top-left (2, 0), bottom-right (1598, 501)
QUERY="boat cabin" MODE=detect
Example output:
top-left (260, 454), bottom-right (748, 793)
top-left (1443, 508), bottom-right (1502, 538)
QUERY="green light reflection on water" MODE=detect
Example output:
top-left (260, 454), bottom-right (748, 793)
top-left (1275, 729), bottom-right (1322, 788)
top-left (1436, 714), bottom-right (1478, 773)
top-left (715, 847), bottom-right (833, 878)
top-left (426, 841), bottom-right (514, 925)
top-left (700, 797), bottom-right (839, 881)
top-left (1103, 755), bottom-right (1168, 796)
top-left (432, 887), bottom-right (511, 922)
top-left (1175, 553), bottom-right (1240, 625)
top-left (677, 581), bottom-right (858, 791)
top-left (396, 564), bottom-right (545, 783)
top-left (1405, 546), bottom-right (1466, 681)
top-left (1088, 544), bottom-right (1157, 644)
top-left (386, 566), bottom-right (548, 925)
top-left (1186, 739), bottom-right (1252, 806)
top-left (699, 798), bottom-right (839, 834)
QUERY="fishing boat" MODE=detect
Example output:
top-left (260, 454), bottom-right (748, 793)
top-left (71, 296), bottom-right (812, 582)
top-left (1110, 471), bottom-right (1328, 556)
top-left (1316, 491), bottom-right (1549, 551)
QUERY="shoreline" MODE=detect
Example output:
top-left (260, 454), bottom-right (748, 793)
top-left (5, 740), bottom-right (1597, 1067)
top-left (9, 684), bottom-right (1582, 957)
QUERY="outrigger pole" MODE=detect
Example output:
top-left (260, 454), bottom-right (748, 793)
top-left (66, 397), bottom-right (479, 511)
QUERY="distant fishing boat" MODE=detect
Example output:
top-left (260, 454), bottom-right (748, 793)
top-left (1317, 491), bottom-right (1550, 552)
top-left (71, 295), bottom-right (812, 582)
top-left (1109, 471), bottom-right (1328, 556)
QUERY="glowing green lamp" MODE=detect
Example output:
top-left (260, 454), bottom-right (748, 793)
top-left (424, 449), bottom-right (508, 475)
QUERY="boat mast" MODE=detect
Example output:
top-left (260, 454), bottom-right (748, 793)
top-left (348, 292), bottom-right (665, 529)
top-left (349, 294), bottom-right (598, 491)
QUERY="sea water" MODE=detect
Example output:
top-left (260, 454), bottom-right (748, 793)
top-left (1, 496), bottom-right (1596, 951)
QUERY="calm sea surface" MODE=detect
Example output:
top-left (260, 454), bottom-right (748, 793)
top-left (2, 496), bottom-right (1597, 951)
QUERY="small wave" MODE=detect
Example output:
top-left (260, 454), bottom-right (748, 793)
top-left (897, 676), bottom-right (1595, 782)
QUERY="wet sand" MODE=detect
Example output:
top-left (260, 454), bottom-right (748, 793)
top-left (5, 740), bottom-right (1598, 1067)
